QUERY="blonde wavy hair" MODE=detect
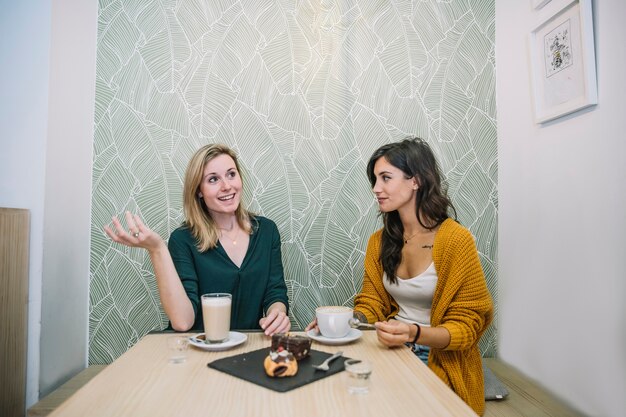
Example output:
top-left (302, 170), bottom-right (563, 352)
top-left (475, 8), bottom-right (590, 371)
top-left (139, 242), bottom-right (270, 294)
top-left (183, 144), bottom-right (252, 252)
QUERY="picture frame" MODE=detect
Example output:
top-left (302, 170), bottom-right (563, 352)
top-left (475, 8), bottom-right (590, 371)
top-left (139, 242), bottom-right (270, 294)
top-left (528, 0), bottom-right (597, 123)
top-left (532, 0), bottom-right (552, 10)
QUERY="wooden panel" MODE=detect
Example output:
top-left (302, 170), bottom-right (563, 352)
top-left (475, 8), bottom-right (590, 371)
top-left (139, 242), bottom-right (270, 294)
top-left (483, 358), bottom-right (585, 417)
top-left (0, 208), bottom-right (30, 417)
top-left (27, 365), bottom-right (107, 417)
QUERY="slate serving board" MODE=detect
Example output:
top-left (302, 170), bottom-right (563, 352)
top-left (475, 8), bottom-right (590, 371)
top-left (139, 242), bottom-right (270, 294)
top-left (208, 348), bottom-right (347, 393)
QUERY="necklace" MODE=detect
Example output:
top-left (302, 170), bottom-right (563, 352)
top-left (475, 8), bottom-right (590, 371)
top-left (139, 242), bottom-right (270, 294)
top-left (220, 226), bottom-right (240, 245)
top-left (403, 232), bottom-right (419, 244)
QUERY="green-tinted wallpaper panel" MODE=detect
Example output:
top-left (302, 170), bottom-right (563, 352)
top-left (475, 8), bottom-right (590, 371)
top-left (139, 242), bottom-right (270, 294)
top-left (90, 0), bottom-right (498, 364)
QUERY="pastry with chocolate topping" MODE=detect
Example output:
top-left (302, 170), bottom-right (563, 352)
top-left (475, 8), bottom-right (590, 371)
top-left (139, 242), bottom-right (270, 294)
top-left (264, 347), bottom-right (298, 377)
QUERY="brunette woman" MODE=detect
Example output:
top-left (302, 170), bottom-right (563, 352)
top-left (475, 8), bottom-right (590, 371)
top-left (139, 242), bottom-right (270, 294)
top-left (307, 137), bottom-right (492, 414)
top-left (359, 137), bottom-right (493, 414)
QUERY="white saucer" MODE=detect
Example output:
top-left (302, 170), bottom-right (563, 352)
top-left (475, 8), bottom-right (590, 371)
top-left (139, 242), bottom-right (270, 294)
top-left (188, 331), bottom-right (247, 351)
top-left (306, 328), bottom-right (362, 345)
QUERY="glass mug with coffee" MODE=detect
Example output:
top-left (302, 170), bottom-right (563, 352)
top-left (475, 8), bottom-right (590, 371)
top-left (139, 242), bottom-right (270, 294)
top-left (315, 306), bottom-right (353, 338)
top-left (201, 293), bottom-right (232, 343)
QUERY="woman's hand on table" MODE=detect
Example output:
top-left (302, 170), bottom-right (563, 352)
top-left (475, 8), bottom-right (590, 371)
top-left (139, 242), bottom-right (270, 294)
top-left (374, 319), bottom-right (414, 347)
top-left (260, 304), bottom-right (291, 336)
top-left (304, 318), bottom-right (319, 334)
top-left (104, 211), bottom-right (163, 252)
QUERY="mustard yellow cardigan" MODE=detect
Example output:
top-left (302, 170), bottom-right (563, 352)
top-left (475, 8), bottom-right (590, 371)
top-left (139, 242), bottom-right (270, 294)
top-left (354, 218), bottom-right (493, 415)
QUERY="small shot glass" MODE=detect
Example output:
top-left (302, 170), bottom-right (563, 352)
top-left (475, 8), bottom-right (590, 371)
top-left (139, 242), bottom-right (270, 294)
top-left (167, 335), bottom-right (189, 364)
top-left (344, 359), bottom-right (372, 394)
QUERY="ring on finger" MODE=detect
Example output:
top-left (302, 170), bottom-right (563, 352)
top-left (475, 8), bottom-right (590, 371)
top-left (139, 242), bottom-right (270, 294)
top-left (132, 231), bottom-right (140, 238)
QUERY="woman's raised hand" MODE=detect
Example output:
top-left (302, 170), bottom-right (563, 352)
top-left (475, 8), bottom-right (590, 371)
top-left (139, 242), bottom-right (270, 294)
top-left (104, 211), bottom-right (162, 251)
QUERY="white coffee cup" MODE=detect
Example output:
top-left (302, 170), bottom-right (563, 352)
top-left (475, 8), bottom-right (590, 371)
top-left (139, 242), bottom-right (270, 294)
top-left (201, 293), bottom-right (232, 343)
top-left (316, 306), bottom-right (352, 338)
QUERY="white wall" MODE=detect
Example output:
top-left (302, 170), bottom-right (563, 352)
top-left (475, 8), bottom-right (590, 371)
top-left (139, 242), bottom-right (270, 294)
top-left (0, 0), bottom-right (96, 409)
top-left (496, 1), bottom-right (626, 416)
top-left (39, 0), bottom-right (97, 399)
top-left (0, 0), bottom-right (51, 408)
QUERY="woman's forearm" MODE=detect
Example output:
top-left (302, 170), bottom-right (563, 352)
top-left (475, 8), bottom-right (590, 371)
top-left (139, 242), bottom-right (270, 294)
top-left (411, 324), bottom-right (450, 349)
top-left (148, 242), bottom-right (195, 331)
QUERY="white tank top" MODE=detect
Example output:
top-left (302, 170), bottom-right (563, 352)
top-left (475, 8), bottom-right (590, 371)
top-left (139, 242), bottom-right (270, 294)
top-left (383, 262), bottom-right (437, 327)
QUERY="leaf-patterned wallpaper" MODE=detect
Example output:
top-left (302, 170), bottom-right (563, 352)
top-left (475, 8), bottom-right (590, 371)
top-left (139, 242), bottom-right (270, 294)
top-left (90, 0), bottom-right (497, 364)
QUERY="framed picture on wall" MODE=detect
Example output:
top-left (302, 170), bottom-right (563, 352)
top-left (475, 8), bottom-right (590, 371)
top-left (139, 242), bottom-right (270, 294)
top-left (532, 0), bottom-right (551, 10)
top-left (528, 0), bottom-right (597, 123)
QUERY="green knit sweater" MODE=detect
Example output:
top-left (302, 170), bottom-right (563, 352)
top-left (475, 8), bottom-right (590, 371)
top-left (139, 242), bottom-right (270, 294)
top-left (354, 218), bottom-right (493, 415)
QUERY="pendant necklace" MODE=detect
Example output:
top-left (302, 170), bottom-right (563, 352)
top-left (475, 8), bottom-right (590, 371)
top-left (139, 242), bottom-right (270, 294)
top-left (404, 232), bottom-right (419, 244)
top-left (220, 225), bottom-right (239, 245)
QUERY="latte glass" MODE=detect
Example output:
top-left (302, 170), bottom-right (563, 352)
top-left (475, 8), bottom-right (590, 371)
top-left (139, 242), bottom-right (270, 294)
top-left (201, 293), bottom-right (232, 343)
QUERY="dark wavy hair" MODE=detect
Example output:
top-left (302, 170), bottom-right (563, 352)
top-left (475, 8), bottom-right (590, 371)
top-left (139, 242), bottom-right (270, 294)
top-left (366, 137), bottom-right (456, 284)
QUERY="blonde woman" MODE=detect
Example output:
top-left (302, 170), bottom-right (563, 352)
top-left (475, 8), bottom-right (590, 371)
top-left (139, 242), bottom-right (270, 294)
top-left (105, 144), bottom-right (290, 335)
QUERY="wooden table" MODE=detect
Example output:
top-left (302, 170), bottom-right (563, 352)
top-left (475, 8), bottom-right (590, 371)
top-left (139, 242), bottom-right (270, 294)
top-left (49, 331), bottom-right (477, 417)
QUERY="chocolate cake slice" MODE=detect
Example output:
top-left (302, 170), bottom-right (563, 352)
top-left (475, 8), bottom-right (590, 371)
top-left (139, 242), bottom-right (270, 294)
top-left (270, 333), bottom-right (312, 361)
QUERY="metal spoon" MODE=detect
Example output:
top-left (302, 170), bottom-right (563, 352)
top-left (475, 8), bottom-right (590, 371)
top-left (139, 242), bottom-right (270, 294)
top-left (312, 351), bottom-right (343, 371)
top-left (348, 318), bottom-right (376, 330)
